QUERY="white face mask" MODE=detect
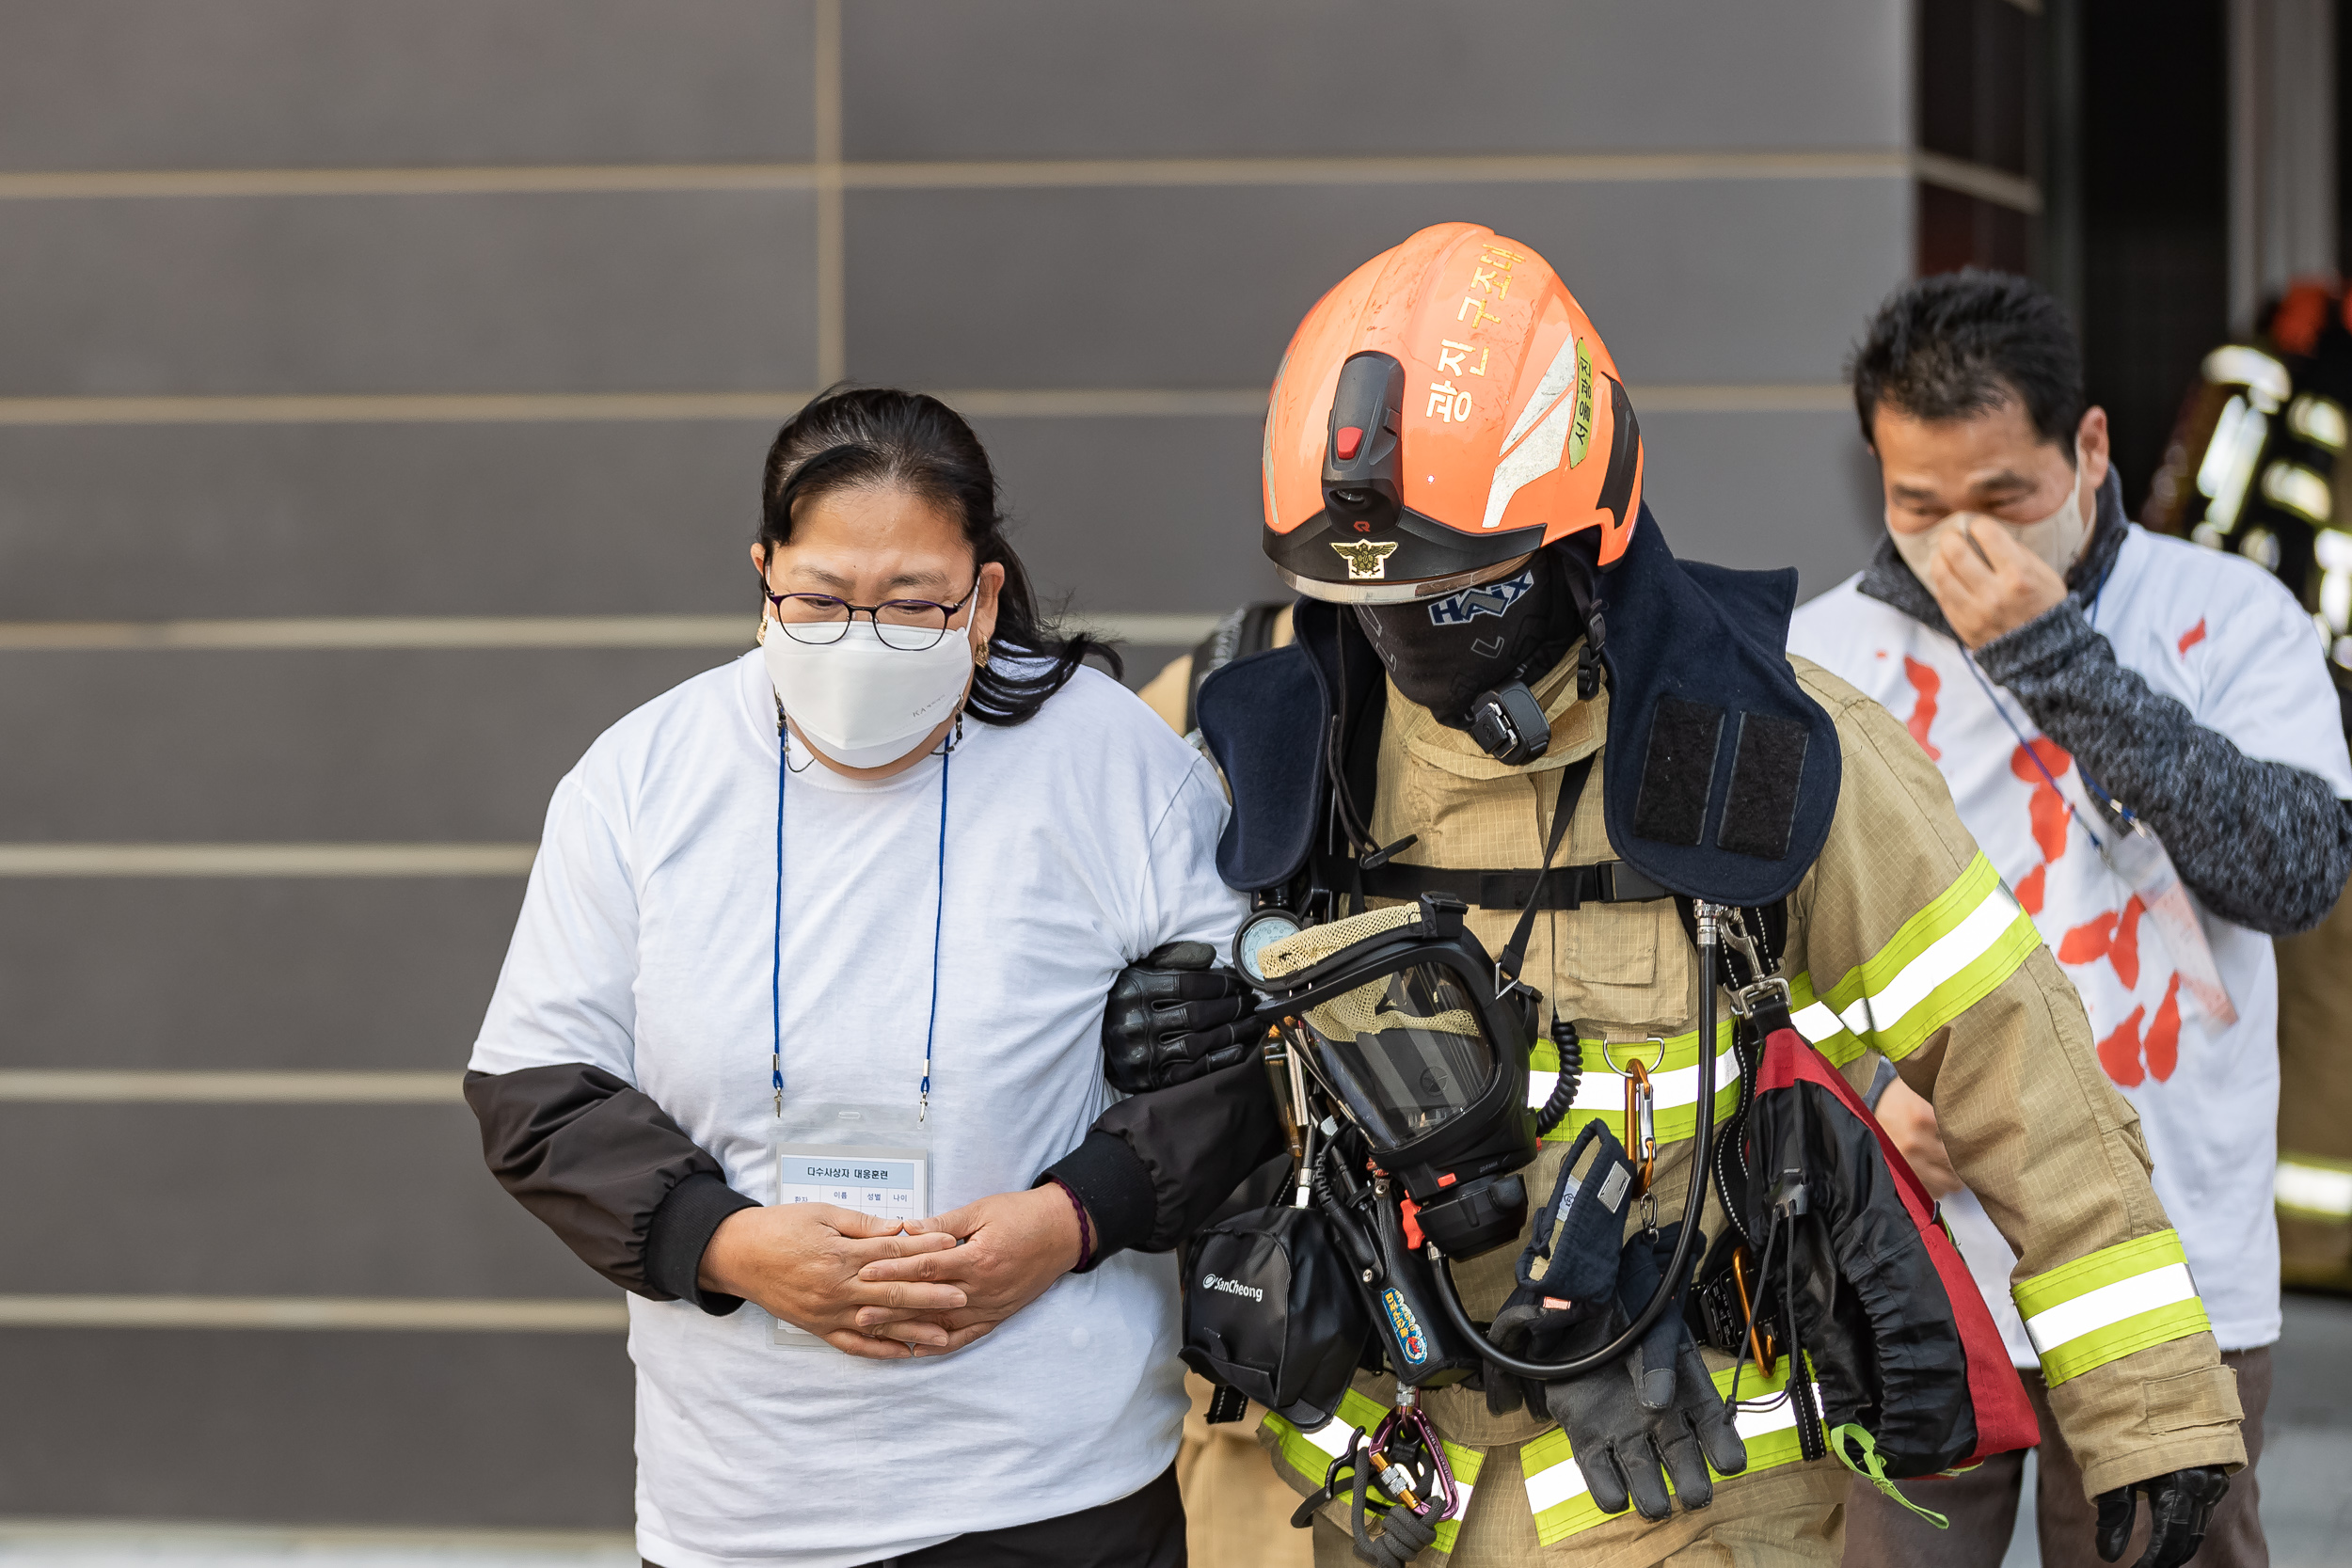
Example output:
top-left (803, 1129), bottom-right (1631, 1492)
top-left (760, 614), bottom-right (979, 770)
top-left (1890, 439), bottom-right (2093, 582)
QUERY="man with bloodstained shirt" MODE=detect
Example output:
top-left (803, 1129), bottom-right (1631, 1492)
top-left (1789, 271), bottom-right (2352, 1568)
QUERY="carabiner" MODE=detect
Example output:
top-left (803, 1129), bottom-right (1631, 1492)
top-left (1366, 1403), bottom-right (1458, 1521)
top-left (1624, 1056), bottom-right (1657, 1196)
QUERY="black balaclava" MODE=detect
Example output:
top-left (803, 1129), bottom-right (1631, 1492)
top-left (1354, 546), bottom-right (1588, 730)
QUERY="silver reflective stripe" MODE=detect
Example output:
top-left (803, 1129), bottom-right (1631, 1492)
top-left (1520, 1384), bottom-right (1815, 1514)
top-left (2021, 1264), bottom-right (2199, 1358)
top-left (1297, 1415), bottom-right (1358, 1461)
top-left (2278, 1157), bottom-right (2352, 1218)
top-left (1791, 1001), bottom-right (1846, 1044)
top-left (1836, 890), bottom-right (2024, 1040)
top-left (1524, 1038), bottom-right (1737, 1116)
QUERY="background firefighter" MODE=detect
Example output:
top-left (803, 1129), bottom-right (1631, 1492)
top-left (1092, 225), bottom-right (2245, 1568)
top-left (2138, 277), bottom-right (2352, 1299)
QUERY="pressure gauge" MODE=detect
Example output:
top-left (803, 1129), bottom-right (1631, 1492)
top-left (1232, 907), bottom-right (1305, 987)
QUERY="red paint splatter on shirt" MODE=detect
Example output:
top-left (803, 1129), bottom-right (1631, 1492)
top-left (2111, 895), bottom-right (2145, 989)
top-left (2010, 740), bottom-right (2075, 865)
top-left (2177, 618), bottom-right (2208, 656)
top-left (2059, 910), bottom-right (2119, 967)
top-left (2010, 738), bottom-right (2074, 781)
top-left (1900, 657), bottom-right (1942, 760)
top-left (2097, 1004), bottom-right (2149, 1087)
top-left (2015, 863), bottom-right (2046, 914)
top-left (2143, 973), bottom-right (2184, 1081)
top-left (2056, 895), bottom-right (2147, 988)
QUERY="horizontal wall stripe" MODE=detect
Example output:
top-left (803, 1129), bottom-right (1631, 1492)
top-left (0, 165), bottom-right (819, 199)
top-left (0, 612), bottom-right (1221, 651)
top-left (0, 1070), bottom-right (463, 1103)
top-left (0, 844), bottom-right (538, 877)
top-left (0, 383), bottom-right (1839, 427)
top-left (1912, 150), bottom-right (2042, 214)
top-left (0, 615), bottom-right (755, 650)
top-left (0, 149), bottom-right (1994, 203)
top-left (0, 392), bottom-right (814, 425)
top-left (0, 1295), bottom-right (628, 1331)
top-left (850, 150), bottom-right (1918, 189)
top-left (0, 1522), bottom-right (632, 1554)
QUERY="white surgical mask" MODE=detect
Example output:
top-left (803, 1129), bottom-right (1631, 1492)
top-left (1891, 439), bottom-right (2093, 582)
top-left (760, 614), bottom-right (978, 769)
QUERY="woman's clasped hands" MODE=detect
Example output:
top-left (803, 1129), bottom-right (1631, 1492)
top-left (699, 1184), bottom-right (1085, 1360)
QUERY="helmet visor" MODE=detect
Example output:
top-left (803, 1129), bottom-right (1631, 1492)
top-left (1294, 958), bottom-right (1500, 1148)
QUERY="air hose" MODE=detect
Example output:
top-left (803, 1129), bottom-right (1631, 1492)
top-left (1533, 1035), bottom-right (1581, 1139)
top-left (1425, 901), bottom-right (1726, 1381)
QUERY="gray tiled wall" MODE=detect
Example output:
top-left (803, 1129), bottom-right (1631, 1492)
top-left (845, 179), bottom-right (1906, 392)
top-left (0, 0), bottom-right (815, 169)
top-left (0, 0), bottom-right (1915, 1533)
top-left (841, 1), bottom-right (1905, 159)
top-left (0, 194), bottom-right (818, 396)
top-left (0, 880), bottom-right (522, 1071)
top-left (0, 1331), bottom-right (635, 1527)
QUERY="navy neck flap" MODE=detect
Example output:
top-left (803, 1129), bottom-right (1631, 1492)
top-left (1594, 506), bottom-right (1839, 905)
top-left (1198, 506), bottom-right (1840, 905)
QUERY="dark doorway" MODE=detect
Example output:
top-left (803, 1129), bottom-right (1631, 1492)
top-left (2075, 0), bottom-right (2231, 512)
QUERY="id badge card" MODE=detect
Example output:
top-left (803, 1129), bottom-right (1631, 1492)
top-left (2055, 772), bottom-right (2237, 1026)
top-left (769, 1102), bottom-right (931, 1350)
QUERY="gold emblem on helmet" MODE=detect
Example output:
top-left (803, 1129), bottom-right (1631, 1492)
top-left (1331, 539), bottom-right (1401, 580)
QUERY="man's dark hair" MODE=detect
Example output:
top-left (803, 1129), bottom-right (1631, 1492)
top-left (1850, 269), bottom-right (2086, 454)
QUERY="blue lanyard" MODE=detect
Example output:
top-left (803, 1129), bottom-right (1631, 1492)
top-left (772, 719), bottom-right (952, 1121)
top-left (1947, 555), bottom-right (2134, 854)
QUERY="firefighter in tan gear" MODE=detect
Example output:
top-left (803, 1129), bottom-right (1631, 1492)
top-left (1095, 226), bottom-right (2245, 1568)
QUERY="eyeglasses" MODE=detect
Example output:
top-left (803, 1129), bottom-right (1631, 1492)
top-left (763, 583), bottom-right (977, 650)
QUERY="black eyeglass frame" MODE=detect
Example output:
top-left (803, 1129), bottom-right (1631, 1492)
top-left (761, 581), bottom-right (981, 651)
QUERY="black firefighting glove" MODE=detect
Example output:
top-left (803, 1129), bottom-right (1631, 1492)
top-left (1485, 1122), bottom-right (1639, 1416)
top-left (1102, 942), bottom-right (1257, 1093)
top-left (2094, 1465), bottom-right (2230, 1568)
top-left (1617, 1222), bottom-right (1695, 1411)
top-left (1538, 1228), bottom-right (1747, 1522)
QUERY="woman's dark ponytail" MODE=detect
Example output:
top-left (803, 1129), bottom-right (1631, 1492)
top-left (756, 386), bottom-right (1120, 725)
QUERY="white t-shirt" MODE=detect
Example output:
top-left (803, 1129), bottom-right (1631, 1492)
top-left (1789, 526), bottom-right (2352, 1355)
top-left (471, 651), bottom-right (1246, 1568)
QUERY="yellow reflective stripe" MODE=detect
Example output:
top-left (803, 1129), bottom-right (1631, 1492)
top-left (1520, 1359), bottom-right (1817, 1545)
top-left (1805, 853), bottom-right (2040, 1061)
top-left (1261, 1388), bottom-right (1484, 1550)
top-left (1430, 1445), bottom-right (1484, 1554)
top-left (2277, 1152), bottom-right (2352, 1219)
top-left (2012, 1230), bottom-right (2213, 1386)
top-left (1528, 1025), bottom-right (1740, 1148)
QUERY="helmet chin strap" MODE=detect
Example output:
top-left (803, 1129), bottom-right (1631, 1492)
top-left (1461, 551), bottom-right (1606, 766)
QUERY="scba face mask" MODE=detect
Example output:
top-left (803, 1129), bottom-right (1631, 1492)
top-left (1891, 438), bottom-right (2092, 582)
top-left (1352, 547), bottom-right (1582, 732)
top-left (760, 615), bottom-right (978, 768)
top-left (1245, 895), bottom-right (1541, 1260)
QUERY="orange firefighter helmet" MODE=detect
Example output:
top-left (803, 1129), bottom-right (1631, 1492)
top-left (1262, 222), bottom-right (1645, 603)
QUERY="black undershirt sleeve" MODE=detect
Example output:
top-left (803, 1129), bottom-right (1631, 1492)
top-left (1041, 1056), bottom-right (1288, 1267)
top-left (465, 1063), bottom-right (756, 1315)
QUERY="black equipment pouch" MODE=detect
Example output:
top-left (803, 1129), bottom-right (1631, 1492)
top-left (1183, 1204), bottom-right (1372, 1429)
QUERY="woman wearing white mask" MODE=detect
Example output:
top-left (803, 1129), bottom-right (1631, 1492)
top-left (467, 388), bottom-right (1244, 1568)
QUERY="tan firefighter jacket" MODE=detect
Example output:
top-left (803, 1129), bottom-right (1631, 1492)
top-left (1254, 649), bottom-right (2247, 1567)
